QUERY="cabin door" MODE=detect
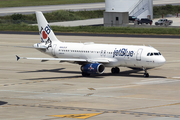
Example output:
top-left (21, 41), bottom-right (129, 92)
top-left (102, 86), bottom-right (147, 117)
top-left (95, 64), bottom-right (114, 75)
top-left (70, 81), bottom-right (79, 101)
top-left (136, 48), bottom-right (143, 61)
top-left (100, 50), bottom-right (106, 57)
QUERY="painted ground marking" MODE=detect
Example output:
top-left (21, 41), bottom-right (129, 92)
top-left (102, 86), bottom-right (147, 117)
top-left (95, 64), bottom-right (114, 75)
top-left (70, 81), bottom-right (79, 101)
top-left (49, 113), bottom-right (102, 119)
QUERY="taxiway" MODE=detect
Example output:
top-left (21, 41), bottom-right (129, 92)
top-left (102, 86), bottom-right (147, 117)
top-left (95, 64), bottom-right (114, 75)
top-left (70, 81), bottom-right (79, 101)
top-left (0, 34), bottom-right (180, 120)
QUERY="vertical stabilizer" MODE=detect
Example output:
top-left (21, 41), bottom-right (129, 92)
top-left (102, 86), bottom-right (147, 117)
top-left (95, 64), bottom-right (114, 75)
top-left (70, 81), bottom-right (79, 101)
top-left (35, 11), bottom-right (60, 43)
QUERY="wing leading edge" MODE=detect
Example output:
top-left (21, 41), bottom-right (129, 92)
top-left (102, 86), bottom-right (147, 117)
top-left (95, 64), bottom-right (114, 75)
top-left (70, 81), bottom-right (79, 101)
top-left (16, 55), bottom-right (110, 63)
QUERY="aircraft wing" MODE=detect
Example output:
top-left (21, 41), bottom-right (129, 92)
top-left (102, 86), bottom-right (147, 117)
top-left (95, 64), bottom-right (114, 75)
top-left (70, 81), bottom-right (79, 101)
top-left (16, 55), bottom-right (110, 63)
top-left (86, 59), bottom-right (110, 63)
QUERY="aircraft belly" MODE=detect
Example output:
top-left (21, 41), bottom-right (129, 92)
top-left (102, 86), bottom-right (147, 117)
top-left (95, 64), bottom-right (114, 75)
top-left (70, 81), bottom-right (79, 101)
top-left (104, 57), bottom-right (122, 67)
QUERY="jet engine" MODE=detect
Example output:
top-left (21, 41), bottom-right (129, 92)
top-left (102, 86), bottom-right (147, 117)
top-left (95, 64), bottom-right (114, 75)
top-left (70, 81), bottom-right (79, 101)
top-left (81, 63), bottom-right (105, 74)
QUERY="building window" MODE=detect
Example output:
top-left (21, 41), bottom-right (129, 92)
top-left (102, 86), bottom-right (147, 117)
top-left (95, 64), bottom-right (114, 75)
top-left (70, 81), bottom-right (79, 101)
top-left (116, 17), bottom-right (119, 21)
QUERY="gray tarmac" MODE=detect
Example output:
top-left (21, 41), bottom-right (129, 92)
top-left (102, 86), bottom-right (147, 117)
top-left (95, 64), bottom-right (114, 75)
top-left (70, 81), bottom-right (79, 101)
top-left (0, 34), bottom-right (180, 120)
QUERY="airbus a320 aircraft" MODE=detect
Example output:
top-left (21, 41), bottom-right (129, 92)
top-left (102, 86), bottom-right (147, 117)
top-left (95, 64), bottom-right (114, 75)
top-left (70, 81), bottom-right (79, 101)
top-left (16, 11), bottom-right (166, 77)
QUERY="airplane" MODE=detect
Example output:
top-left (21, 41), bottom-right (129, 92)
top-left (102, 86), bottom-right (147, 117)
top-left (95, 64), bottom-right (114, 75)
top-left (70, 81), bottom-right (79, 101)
top-left (16, 11), bottom-right (166, 77)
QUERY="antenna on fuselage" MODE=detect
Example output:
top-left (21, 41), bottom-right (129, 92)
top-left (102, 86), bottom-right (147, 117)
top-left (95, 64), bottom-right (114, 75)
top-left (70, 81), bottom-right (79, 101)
top-left (148, 45), bottom-right (154, 48)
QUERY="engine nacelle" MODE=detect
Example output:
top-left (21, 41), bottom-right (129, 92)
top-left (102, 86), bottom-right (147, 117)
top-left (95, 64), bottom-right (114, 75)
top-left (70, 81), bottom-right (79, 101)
top-left (81, 63), bottom-right (105, 74)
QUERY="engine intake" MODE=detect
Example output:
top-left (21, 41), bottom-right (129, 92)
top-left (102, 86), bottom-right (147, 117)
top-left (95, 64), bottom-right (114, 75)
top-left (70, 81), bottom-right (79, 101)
top-left (81, 63), bottom-right (105, 74)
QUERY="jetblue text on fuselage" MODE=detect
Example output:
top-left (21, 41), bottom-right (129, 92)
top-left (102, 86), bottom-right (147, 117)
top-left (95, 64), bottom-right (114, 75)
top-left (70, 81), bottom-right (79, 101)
top-left (113, 48), bottom-right (134, 57)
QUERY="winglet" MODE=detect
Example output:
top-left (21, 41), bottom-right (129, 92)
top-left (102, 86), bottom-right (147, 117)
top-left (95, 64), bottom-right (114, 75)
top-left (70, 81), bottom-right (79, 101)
top-left (16, 55), bottom-right (20, 61)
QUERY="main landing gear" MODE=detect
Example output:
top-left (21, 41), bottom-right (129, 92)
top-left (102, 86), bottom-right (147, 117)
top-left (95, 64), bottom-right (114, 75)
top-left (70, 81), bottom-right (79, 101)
top-left (111, 67), bottom-right (120, 74)
top-left (82, 72), bottom-right (90, 77)
top-left (143, 69), bottom-right (149, 77)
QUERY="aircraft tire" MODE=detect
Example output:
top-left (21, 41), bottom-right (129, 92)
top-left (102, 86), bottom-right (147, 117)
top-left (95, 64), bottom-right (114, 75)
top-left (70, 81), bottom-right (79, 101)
top-left (111, 68), bottom-right (115, 74)
top-left (115, 67), bottom-right (120, 73)
top-left (144, 73), bottom-right (149, 77)
top-left (111, 67), bottom-right (120, 74)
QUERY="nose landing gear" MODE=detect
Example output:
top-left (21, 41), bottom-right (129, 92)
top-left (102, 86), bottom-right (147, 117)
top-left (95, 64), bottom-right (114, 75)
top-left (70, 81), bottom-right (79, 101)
top-left (143, 69), bottom-right (149, 77)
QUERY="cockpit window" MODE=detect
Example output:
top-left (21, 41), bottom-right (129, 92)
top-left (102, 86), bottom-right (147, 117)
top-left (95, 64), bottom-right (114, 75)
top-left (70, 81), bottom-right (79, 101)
top-left (154, 53), bottom-right (159, 55)
top-left (147, 52), bottom-right (162, 56)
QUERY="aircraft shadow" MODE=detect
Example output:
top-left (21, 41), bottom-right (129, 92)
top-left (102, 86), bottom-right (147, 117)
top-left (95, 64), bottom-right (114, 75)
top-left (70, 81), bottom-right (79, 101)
top-left (0, 101), bottom-right (8, 106)
top-left (91, 69), bottom-right (166, 78)
top-left (99, 72), bottom-right (166, 78)
top-left (24, 75), bottom-right (82, 80)
top-left (19, 68), bottom-right (71, 73)
top-left (21, 68), bottom-right (166, 80)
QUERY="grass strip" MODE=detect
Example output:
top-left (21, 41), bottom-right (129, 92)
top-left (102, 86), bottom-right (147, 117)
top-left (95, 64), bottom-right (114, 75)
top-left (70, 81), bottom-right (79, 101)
top-left (0, 23), bottom-right (180, 35)
top-left (154, 5), bottom-right (180, 18)
top-left (0, 10), bottom-right (104, 24)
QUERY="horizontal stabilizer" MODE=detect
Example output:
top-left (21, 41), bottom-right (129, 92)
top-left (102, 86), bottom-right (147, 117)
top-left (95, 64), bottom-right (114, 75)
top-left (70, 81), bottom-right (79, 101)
top-left (16, 55), bottom-right (20, 61)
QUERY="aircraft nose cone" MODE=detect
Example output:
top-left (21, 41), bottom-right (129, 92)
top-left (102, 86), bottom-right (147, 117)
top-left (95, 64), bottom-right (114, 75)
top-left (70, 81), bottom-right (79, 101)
top-left (158, 56), bottom-right (166, 66)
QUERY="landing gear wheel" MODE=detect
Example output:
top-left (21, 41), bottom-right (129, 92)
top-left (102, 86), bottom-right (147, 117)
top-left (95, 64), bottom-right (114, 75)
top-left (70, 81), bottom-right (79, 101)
top-left (82, 72), bottom-right (90, 77)
top-left (143, 68), bottom-right (149, 77)
top-left (111, 67), bottom-right (120, 74)
top-left (143, 73), bottom-right (149, 77)
top-left (111, 68), bottom-right (115, 73)
top-left (115, 67), bottom-right (120, 73)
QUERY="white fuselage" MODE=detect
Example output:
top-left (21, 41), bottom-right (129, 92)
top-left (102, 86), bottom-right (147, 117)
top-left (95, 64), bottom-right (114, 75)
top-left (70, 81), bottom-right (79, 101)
top-left (41, 41), bottom-right (166, 69)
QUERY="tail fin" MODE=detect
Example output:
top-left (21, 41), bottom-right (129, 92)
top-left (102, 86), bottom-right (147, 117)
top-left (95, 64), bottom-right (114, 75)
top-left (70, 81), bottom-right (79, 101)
top-left (35, 11), bottom-right (60, 43)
